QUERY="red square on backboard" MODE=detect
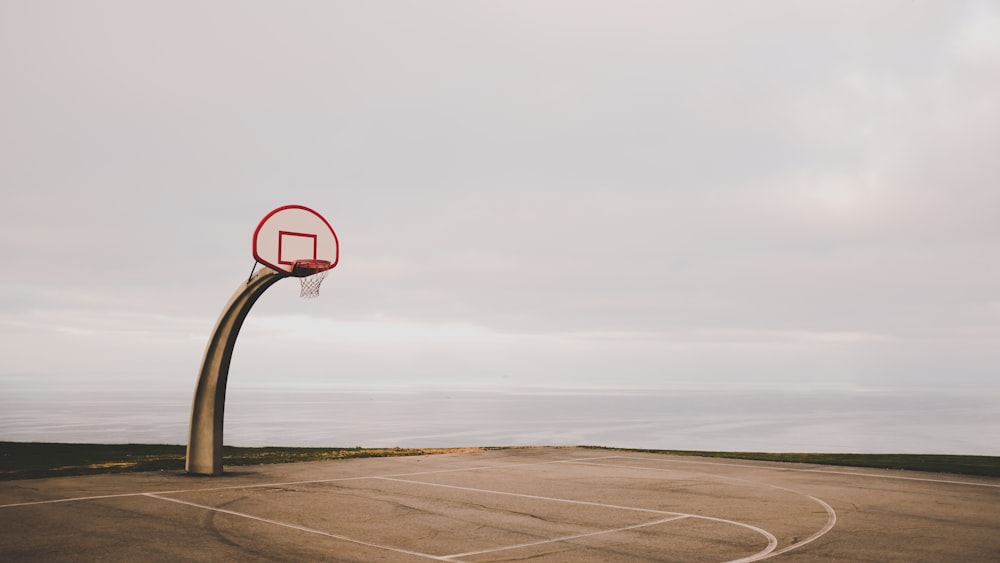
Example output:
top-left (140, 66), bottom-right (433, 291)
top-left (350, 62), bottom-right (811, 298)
top-left (278, 231), bottom-right (318, 265)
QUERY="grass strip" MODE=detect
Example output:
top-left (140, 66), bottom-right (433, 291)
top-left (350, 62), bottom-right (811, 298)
top-left (3, 442), bottom-right (998, 480)
top-left (587, 447), bottom-right (1000, 478)
top-left (0, 442), bottom-right (485, 481)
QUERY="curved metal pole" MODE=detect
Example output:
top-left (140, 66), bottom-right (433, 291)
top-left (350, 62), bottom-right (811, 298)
top-left (186, 267), bottom-right (285, 475)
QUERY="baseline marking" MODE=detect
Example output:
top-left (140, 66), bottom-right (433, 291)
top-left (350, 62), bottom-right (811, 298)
top-left (0, 459), bottom-right (573, 509)
top-left (4, 451), bottom-right (994, 510)
top-left (0, 492), bottom-right (150, 509)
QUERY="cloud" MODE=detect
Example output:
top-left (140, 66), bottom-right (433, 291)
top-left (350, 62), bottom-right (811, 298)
top-left (1, 1), bottom-right (998, 394)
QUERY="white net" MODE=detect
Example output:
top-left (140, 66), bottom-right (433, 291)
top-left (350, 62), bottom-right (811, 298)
top-left (299, 270), bottom-right (329, 298)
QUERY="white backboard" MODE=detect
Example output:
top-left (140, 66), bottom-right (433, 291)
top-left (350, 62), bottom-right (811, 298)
top-left (252, 205), bottom-right (339, 274)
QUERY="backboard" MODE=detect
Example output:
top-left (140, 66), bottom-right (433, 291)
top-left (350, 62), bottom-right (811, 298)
top-left (252, 205), bottom-right (339, 276)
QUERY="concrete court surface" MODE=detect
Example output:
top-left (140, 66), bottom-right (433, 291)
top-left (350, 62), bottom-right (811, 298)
top-left (1, 447), bottom-right (998, 562)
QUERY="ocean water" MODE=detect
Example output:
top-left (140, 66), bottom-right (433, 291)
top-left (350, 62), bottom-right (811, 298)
top-left (2, 384), bottom-right (998, 455)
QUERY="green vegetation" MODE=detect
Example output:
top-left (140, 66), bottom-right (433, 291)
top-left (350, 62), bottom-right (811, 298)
top-left (0, 442), bottom-right (484, 480)
top-left (3, 442), bottom-right (998, 480)
top-left (589, 447), bottom-right (1000, 478)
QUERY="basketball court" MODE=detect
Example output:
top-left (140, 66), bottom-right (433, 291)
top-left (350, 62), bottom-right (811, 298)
top-left (6, 207), bottom-right (996, 560)
top-left (2, 447), bottom-right (998, 561)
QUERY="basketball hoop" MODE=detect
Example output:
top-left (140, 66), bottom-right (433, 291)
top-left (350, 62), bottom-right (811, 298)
top-left (291, 259), bottom-right (332, 298)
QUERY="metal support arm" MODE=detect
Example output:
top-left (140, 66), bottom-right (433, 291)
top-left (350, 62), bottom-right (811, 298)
top-left (186, 267), bottom-right (285, 475)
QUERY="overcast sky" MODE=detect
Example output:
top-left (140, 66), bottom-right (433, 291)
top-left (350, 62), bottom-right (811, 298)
top-left (2, 1), bottom-right (999, 397)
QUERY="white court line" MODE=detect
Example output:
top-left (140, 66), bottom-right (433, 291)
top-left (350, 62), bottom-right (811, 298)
top-left (377, 476), bottom-right (778, 562)
top-left (442, 515), bottom-right (688, 559)
top-left (597, 455), bottom-right (1000, 489)
top-left (376, 476), bottom-right (683, 516)
top-left (0, 454), bottom-right (633, 509)
top-left (0, 458), bottom-right (581, 509)
top-left (0, 492), bottom-right (149, 509)
top-left (2, 454), bottom-right (788, 562)
top-left (565, 459), bottom-right (838, 563)
top-left (798, 468), bottom-right (1000, 488)
top-left (762, 495), bottom-right (837, 562)
top-left (5, 450), bottom-right (992, 509)
top-left (143, 493), bottom-right (449, 561)
top-left (3, 451), bottom-right (991, 560)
